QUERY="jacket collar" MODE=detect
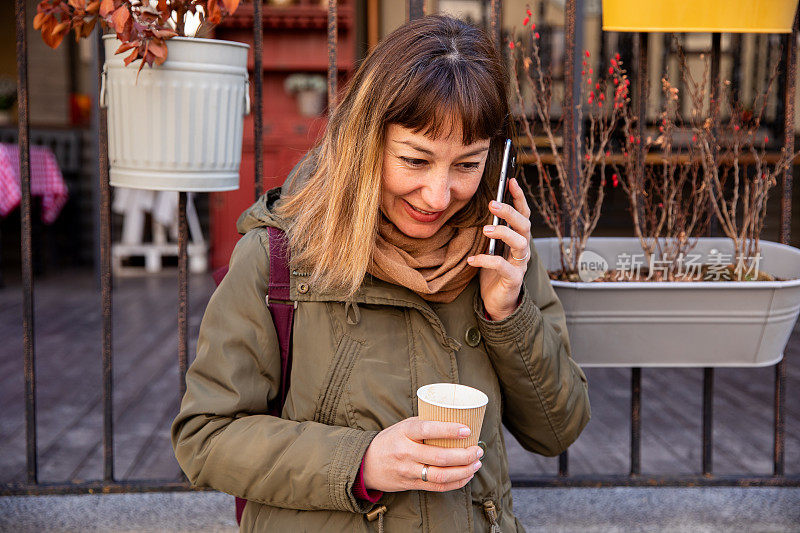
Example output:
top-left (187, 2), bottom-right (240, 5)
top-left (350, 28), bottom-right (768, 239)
top-left (288, 268), bottom-right (468, 352)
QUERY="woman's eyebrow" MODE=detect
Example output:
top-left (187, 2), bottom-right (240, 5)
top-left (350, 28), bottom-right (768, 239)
top-left (396, 140), bottom-right (434, 155)
top-left (396, 140), bottom-right (489, 158)
top-left (459, 146), bottom-right (490, 157)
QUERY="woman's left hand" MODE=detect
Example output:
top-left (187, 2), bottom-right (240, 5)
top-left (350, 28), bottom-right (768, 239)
top-left (467, 177), bottom-right (531, 321)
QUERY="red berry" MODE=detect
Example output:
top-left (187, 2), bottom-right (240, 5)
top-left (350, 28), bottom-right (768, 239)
top-left (509, 41), bottom-right (515, 49)
top-left (585, 50), bottom-right (590, 57)
top-left (595, 83), bottom-right (600, 90)
top-left (692, 135), bottom-right (697, 142)
top-left (764, 135), bottom-right (769, 144)
top-left (599, 93), bottom-right (605, 100)
top-left (534, 31), bottom-right (540, 38)
top-left (532, 23), bottom-right (536, 30)
top-left (523, 16), bottom-right (529, 25)
top-left (615, 53), bottom-right (621, 61)
top-left (527, 8), bottom-right (532, 16)
top-left (609, 67), bottom-right (614, 74)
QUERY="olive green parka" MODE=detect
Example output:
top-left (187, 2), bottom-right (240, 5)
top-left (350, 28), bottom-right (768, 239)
top-left (171, 158), bottom-right (591, 532)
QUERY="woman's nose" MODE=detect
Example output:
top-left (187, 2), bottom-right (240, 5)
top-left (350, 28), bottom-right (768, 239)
top-left (421, 169), bottom-right (451, 211)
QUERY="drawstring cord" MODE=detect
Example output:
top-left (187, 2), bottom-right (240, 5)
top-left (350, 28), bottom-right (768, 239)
top-left (366, 504), bottom-right (387, 533)
top-left (483, 500), bottom-right (501, 533)
top-left (345, 300), bottom-right (361, 325)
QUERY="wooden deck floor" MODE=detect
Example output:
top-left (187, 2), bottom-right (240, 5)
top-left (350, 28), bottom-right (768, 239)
top-left (0, 269), bottom-right (798, 485)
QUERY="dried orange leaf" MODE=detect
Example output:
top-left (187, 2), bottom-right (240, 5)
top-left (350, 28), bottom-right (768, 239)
top-left (111, 5), bottom-right (129, 33)
top-left (99, 0), bottom-right (114, 17)
top-left (53, 20), bottom-right (70, 34)
top-left (42, 24), bottom-right (67, 49)
top-left (68, 0), bottom-right (86, 10)
top-left (207, 0), bottom-right (222, 24)
top-left (33, 12), bottom-right (47, 31)
top-left (149, 41), bottom-right (167, 60)
top-left (123, 47), bottom-right (139, 66)
top-left (115, 41), bottom-right (137, 54)
top-left (86, 1), bottom-right (100, 14)
top-left (80, 18), bottom-right (96, 37)
top-left (222, 0), bottom-right (240, 14)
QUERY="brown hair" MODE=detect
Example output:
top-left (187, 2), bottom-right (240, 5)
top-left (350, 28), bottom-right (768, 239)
top-left (276, 14), bottom-right (512, 298)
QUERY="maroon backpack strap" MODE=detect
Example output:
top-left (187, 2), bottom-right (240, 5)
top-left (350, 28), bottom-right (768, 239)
top-left (235, 227), bottom-right (295, 526)
top-left (265, 226), bottom-right (294, 412)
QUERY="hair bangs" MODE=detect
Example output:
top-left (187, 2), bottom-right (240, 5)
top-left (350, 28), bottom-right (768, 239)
top-left (386, 59), bottom-right (504, 146)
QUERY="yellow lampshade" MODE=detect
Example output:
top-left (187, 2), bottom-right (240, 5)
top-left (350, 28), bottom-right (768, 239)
top-left (602, 0), bottom-right (798, 33)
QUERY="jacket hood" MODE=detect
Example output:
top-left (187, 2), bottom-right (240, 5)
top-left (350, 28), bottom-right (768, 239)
top-left (236, 146), bottom-right (321, 235)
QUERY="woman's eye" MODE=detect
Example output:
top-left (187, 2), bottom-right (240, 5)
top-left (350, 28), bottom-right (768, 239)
top-left (400, 157), bottom-right (427, 168)
top-left (459, 162), bottom-right (480, 170)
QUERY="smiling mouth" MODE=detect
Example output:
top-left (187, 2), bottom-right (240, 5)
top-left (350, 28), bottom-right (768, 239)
top-left (405, 200), bottom-right (443, 215)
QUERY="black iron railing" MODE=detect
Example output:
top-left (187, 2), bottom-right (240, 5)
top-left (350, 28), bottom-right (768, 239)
top-left (3, 0), bottom-right (799, 496)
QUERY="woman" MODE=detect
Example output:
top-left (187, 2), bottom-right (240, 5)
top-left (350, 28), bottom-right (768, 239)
top-left (172, 14), bottom-right (590, 532)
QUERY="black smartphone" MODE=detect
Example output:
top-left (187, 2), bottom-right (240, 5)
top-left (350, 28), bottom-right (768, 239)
top-left (487, 138), bottom-right (515, 256)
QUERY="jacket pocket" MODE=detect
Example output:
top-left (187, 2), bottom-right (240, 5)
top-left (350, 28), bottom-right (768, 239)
top-left (314, 334), bottom-right (363, 426)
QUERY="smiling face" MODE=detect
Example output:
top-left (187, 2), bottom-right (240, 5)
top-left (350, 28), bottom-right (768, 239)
top-left (380, 121), bottom-right (491, 239)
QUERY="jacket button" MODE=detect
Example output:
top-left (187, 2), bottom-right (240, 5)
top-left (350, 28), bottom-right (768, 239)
top-left (297, 282), bottom-right (309, 294)
top-left (465, 326), bottom-right (481, 347)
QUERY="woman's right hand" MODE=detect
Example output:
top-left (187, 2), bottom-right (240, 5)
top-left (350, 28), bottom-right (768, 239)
top-left (361, 416), bottom-right (484, 493)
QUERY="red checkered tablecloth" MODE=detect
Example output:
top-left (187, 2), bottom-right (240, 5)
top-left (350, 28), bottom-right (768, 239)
top-left (0, 142), bottom-right (68, 224)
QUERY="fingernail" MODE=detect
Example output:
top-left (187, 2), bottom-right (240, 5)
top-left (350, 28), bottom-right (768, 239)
top-left (473, 461), bottom-right (482, 471)
top-left (467, 256), bottom-right (475, 263)
top-left (458, 427), bottom-right (471, 437)
top-left (476, 448), bottom-right (484, 459)
top-left (483, 225), bottom-right (494, 233)
top-left (490, 200), bottom-right (500, 208)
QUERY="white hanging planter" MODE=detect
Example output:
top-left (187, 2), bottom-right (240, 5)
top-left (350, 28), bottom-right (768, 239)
top-left (101, 35), bottom-right (250, 192)
top-left (533, 237), bottom-right (800, 368)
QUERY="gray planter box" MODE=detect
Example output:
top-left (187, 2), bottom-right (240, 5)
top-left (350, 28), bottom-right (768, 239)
top-left (533, 237), bottom-right (800, 367)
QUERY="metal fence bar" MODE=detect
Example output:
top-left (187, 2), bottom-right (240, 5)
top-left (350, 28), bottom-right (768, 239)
top-left (96, 29), bottom-right (115, 484)
top-left (702, 368), bottom-right (714, 475)
top-left (328, 0), bottom-right (338, 110)
top-left (178, 193), bottom-right (188, 400)
top-left (253, 0), bottom-right (264, 198)
top-left (560, 0), bottom-right (580, 477)
top-left (776, 10), bottom-right (799, 477)
top-left (630, 367), bottom-right (641, 475)
top-left (15, 0), bottom-right (37, 486)
top-left (489, 0), bottom-right (502, 51)
top-left (630, 32), bottom-right (648, 478)
top-left (408, 0), bottom-right (424, 21)
top-left (3, 473), bottom-right (799, 496)
top-left (509, 475), bottom-right (800, 488)
top-left (701, 32), bottom-right (722, 478)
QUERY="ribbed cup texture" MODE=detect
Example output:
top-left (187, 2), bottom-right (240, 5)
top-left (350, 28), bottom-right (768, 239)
top-left (417, 397), bottom-right (486, 448)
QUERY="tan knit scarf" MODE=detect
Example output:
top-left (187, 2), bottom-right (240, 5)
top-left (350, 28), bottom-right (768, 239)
top-left (367, 213), bottom-right (489, 303)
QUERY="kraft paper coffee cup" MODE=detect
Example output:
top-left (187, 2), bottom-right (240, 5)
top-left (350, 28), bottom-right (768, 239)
top-left (416, 383), bottom-right (488, 448)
